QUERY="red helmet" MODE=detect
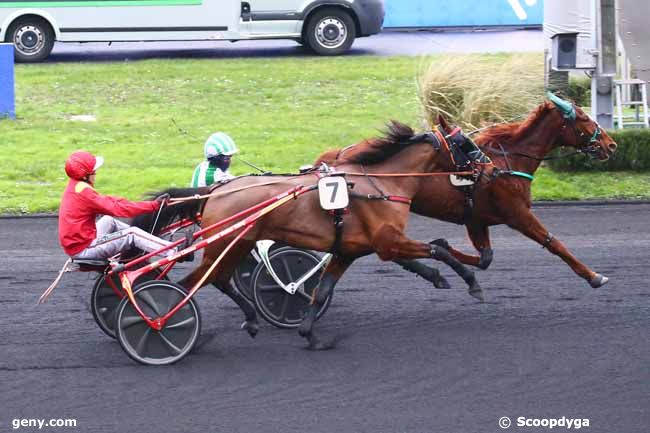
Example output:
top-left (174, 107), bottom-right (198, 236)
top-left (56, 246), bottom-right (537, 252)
top-left (64, 151), bottom-right (104, 180)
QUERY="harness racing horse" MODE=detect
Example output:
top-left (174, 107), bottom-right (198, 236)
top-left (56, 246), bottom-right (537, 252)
top-left (149, 122), bottom-right (484, 349)
top-left (318, 94), bottom-right (618, 290)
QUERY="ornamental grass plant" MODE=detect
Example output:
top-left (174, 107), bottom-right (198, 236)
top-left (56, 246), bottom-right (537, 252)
top-left (418, 54), bottom-right (545, 130)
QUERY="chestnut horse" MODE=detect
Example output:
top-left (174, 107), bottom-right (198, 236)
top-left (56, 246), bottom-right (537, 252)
top-left (317, 94), bottom-right (617, 289)
top-left (151, 122), bottom-right (483, 349)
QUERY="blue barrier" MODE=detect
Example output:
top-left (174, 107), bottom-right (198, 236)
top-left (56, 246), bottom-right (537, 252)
top-left (384, 0), bottom-right (543, 28)
top-left (0, 43), bottom-right (15, 120)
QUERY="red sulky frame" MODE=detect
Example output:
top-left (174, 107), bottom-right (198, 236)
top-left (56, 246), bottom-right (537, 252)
top-left (109, 185), bottom-right (313, 332)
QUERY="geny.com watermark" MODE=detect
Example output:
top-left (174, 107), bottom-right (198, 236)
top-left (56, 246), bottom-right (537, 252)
top-left (12, 419), bottom-right (77, 430)
top-left (499, 416), bottom-right (590, 430)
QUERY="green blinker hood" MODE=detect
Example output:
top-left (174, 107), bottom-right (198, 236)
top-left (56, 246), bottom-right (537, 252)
top-left (547, 92), bottom-right (576, 120)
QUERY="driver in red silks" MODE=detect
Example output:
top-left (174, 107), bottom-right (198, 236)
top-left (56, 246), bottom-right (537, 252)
top-left (58, 150), bottom-right (176, 261)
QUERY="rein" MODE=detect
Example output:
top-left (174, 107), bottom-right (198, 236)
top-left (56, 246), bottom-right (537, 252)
top-left (344, 170), bottom-right (475, 177)
top-left (169, 169), bottom-right (477, 203)
top-left (482, 145), bottom-right (582, 162)
top-left (169, 177), bottom-right (302, 203)
top-left (465, 114), bottom-right (526, 136)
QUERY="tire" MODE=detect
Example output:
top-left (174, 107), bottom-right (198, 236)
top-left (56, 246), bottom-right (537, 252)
top-left (252, 247), bottom-right (332, 329)
top-left (304, 8), bottom-right (356, 55)
top-left (6, 17), bottom-right (55, 63)
top-left (90, 268), bottom-right (167, 339)
top-left (116, 280), bottom-right (201, 366)
top-left (232, 241), bottom-right (283, 301)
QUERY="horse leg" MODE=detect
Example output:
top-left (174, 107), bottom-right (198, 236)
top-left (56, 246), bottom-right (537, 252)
top-left (212, 281), bottom-right (259, 338)
top-left (212, 241), bottom-right (260, 337)
top-left (430, 245), bottom-right (484, 301)
top-left (372, 224), bottom-right (484, 301)
top-left (177, 241), bottom-right (260, 337)
top-left (298, 256), bottom-right (353, 350)
top-left (393, 224), bottom-right (492, 286)
top-left (429, 224), bottom-right (493, 270)
top-left (177, 259), bottom-right (215, 291)
top-left (465, 223), bottom-right (493, 269)
top-left (508, 210), bottom-right (608, 288)
top-left (393, 259), bottom-right (451, 289)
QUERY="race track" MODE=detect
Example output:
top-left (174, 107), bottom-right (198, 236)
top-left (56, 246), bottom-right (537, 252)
top-left (1, 203), bottom-right (648, 433)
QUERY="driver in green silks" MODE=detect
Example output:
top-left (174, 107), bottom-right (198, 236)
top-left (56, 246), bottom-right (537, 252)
top-left (190, 132), bottom-right (238, 188)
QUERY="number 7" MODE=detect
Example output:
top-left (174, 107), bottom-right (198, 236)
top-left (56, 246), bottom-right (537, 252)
top-left (326, 181), bottom-right (339, 203)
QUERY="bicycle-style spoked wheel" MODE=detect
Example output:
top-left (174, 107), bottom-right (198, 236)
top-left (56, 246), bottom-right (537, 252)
top-left (116, 281), bottom-right (201, 365)
top-left (252, 247), bottom-right (332, 329)
top-left (90, 269), bottom-right (165, 339)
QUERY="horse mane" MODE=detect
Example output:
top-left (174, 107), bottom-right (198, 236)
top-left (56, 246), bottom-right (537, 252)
top-left (474, 101), bottom-right (554, 147)
top-left (314, 120), bottom-right (417, 166)
top-left (131, 187), bottom-right (210, 235)
top-left (316, 149), bottom-right (341, 166)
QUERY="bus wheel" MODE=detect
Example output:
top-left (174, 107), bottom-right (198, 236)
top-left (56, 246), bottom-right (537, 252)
top-left (7, 17), bottom-right (55, 62)
top-left (305, 8), bottom-right (356, 55)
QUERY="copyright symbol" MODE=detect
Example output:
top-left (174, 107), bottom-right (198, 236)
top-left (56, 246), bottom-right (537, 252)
top-left (499, 416), bottom-right (511, 429)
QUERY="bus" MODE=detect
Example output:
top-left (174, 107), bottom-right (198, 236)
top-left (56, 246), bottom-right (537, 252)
top-left (0, 0), bottom-right (384, 62)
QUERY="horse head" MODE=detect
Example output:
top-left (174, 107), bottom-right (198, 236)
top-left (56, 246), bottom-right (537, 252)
top-left (547, 92), bottom-right (617, 161)
top-left (436, 113), bottom-right (474, 146)
top-left (437, 96), bottom-right (617, 162)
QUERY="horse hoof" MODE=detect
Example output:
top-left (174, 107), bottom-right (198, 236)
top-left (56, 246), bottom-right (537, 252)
top-left (306, 334), bottom-right (337, 351)
top-left (477, 248), bottom-right (493, 270)
top-left (433, 275), bottom-right (451, 290)
top-left (240, 319), bottom-right (259, 338)
top-left (589, 273), bottom-right (609, 288)
top-left (298, 322), bottom-right (312, 338)
top-left (468, 284), bottom-right (486, 302)
top-left (430, 238), bottom-right (450, 250)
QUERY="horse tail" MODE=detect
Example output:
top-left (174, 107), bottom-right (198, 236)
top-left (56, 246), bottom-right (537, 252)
top-left (131, 187), bottom-right (210, 235)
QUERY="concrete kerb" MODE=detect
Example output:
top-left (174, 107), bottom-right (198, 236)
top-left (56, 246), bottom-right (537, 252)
top-left (2, 199), bottom-right (649, 220)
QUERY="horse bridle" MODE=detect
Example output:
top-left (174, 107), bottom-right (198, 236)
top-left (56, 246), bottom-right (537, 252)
top-left (480, 110), bottom-right (606, 162)
top-left (567, 121), bottom-right (605, 160)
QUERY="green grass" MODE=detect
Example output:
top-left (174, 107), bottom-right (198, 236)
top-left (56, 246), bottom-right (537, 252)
top-left (1, 54), bottom-right (649, 214)
top-left (533, 168), bottom-right (650, 200)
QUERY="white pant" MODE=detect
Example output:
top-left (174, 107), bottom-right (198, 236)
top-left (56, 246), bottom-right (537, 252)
top-left (72, 216), bottom-right (175, 260)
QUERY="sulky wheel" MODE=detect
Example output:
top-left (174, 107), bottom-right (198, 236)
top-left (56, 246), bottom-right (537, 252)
top-left (252, 247), bottom-right (332, 329)
top-left (116, 280), bottom-right (201, 366)
top-left (233, 241), bottom-right (283, 301)
top-left (90, 269), bottom-right (165, 339)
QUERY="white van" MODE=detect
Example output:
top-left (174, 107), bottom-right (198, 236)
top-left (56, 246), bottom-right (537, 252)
top-left (0, 0), bottom-right (384, 62)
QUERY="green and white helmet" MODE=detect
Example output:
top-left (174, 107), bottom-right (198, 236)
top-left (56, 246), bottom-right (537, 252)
top-left (204, 132), bottom-right (239, 159)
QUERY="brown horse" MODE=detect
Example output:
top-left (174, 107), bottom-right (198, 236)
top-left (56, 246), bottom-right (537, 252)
top-left (155, 122), bottom-right (484, 349)
top-left (317, 94), bottom-right (618, 289)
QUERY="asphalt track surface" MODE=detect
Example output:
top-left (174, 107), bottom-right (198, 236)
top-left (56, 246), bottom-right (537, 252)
top-left (45, 29), bottom-right (544, 62)
top-left (1, 204), bottom-right (648, 433)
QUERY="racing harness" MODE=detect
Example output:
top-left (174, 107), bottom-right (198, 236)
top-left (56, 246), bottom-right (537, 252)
top-left (317, 128), bottom-right (451, 256)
